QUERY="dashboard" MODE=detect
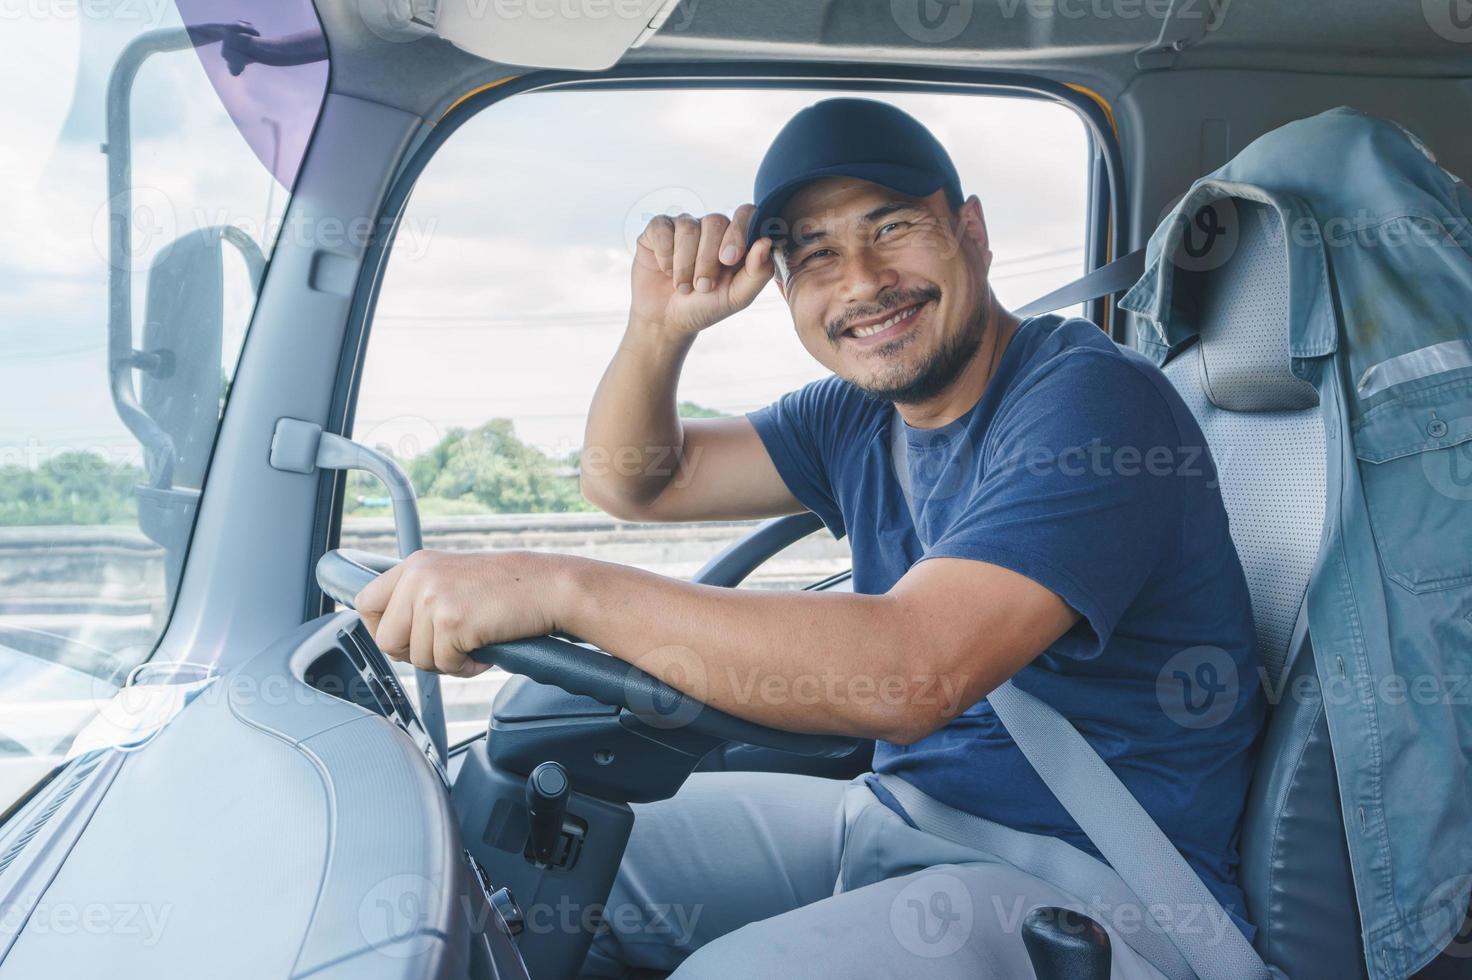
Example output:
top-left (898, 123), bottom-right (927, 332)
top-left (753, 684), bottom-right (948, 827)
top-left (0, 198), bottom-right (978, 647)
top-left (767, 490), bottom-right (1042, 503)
top-left (0, 612), bottom-right (529, 980)
top-left (303, 619), bottom-right (445, 781)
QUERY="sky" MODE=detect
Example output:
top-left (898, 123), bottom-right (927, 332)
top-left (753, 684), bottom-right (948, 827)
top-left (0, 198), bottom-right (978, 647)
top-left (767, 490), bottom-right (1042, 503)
top-left (354, 87), bottom-right (1090, 457)
top-left (0, 3), bottom-right (285, 471)
top-left (1, 8), bottom-right (1090, 471)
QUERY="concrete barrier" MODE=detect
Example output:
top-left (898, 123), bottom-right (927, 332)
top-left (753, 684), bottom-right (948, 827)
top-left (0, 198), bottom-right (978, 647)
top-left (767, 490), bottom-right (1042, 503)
top-left (0, 513), bottom-right (851, 658)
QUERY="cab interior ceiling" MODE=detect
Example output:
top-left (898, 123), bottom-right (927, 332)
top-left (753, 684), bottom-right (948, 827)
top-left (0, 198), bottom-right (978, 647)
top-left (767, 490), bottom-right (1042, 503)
top-left (311, 0), bottom-right (1472, 325)
top-left (315, 0), bottom-right (1472, 117)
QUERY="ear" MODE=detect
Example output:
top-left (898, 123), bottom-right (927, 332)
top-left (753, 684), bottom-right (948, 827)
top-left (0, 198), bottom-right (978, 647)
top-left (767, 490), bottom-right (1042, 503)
top-left (957, 195), bottom-right (990, 257)
top-left (950, 195), bottom-right (994, 278)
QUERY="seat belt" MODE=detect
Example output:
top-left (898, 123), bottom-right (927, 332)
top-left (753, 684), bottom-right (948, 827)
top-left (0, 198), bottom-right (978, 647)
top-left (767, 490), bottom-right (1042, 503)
top-left (1013, 246), bottom-right (1148, 317)
top-left (889, 413), bottom-right (1272, 980)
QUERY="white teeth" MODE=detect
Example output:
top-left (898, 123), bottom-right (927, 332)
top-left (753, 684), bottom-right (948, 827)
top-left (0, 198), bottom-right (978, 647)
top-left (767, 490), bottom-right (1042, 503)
top-left (850, 304), bottom-right (920, 339)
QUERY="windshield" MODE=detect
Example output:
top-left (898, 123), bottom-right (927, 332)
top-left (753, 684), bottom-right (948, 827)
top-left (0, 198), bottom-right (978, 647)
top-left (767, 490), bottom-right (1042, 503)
top-left (0, 1), bottom-right (329, 810)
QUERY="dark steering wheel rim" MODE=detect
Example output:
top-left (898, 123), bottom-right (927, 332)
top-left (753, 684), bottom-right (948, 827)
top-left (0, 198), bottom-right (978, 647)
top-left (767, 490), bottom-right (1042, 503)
top-left (316, 548), bottom-right (859, 758)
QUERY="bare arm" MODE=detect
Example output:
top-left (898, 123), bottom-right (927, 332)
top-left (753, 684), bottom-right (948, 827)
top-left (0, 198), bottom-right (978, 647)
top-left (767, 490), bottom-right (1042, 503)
top-left (357, 550), bottom-right (1081, 744)
top-left (552, 554), bottom-right (1079, 742)
top-left (580, 205), bottom-right (801, 522)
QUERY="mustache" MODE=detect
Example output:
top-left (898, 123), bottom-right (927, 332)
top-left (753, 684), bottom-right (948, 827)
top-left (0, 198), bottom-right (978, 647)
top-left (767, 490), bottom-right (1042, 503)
top-left (826, 286), bottom-right (942, 341)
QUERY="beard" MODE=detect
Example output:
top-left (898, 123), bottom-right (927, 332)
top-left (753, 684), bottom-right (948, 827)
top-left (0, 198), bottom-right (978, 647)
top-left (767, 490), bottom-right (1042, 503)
top-left (848, 295), bottom-right (987, 405)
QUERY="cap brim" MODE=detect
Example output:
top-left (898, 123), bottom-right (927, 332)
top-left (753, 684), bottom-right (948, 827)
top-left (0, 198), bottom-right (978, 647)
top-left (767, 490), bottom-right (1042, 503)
top-left (745, 163), bottom-right (948, 248)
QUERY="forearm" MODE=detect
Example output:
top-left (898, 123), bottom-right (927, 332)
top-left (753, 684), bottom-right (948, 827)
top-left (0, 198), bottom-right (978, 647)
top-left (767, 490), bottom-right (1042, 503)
top-left (549, 555), bottom-right (977, 743)
top-left (580, 319), bottom-right (693, 516)
top-left (359, 548), bottom-right (1072, 737)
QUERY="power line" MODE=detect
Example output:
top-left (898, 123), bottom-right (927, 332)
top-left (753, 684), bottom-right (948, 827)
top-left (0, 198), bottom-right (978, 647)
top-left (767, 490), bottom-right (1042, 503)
top-left (372, 247), bottom-right (1085, 331)
top-left (991, 261), bottom-right (1083, 282)
top-left (997, 244), bottom-right (1084, 265)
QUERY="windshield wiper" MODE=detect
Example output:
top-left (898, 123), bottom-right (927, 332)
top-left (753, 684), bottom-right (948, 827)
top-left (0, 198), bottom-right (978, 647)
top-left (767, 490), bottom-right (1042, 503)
top-left (0, 762), bottom-right (65, 832)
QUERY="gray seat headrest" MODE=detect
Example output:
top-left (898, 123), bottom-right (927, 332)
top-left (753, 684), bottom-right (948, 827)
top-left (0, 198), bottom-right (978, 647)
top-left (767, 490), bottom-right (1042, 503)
top-left (1174, 199), bottom-right (1320, 413)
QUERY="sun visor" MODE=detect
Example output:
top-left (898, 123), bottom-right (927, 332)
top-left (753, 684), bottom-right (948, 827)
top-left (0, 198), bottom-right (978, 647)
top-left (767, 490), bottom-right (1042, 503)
top-left (404, 0), bottom-right (681, 70)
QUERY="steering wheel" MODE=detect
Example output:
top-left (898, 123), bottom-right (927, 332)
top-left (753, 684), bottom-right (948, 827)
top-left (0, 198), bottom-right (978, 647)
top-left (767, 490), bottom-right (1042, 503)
top-left (316, 548), bottom-right (859, 759)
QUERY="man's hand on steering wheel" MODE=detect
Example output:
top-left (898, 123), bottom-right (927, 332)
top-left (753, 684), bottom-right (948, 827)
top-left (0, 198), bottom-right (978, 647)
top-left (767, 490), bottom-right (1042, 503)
top-left (354, 549), bottom-right (564, 678)
top-left (323, 545), bottom-right (864, 757)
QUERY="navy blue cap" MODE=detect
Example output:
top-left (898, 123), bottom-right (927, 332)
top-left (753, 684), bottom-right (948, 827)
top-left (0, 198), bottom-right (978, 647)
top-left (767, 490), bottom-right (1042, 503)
top-left (746, 98), bottom-right (963, 248)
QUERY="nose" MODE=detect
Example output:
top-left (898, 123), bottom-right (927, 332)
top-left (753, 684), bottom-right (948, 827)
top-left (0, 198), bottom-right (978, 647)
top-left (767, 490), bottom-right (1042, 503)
top-left (837, 245), bottom-right (899, 307)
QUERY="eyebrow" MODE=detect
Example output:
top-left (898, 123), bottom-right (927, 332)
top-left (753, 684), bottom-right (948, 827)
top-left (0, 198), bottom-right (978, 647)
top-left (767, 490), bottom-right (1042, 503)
top-left (780, 200), bottom-right (925, 262)
top-left (863, 201), bottom-right (922, 224)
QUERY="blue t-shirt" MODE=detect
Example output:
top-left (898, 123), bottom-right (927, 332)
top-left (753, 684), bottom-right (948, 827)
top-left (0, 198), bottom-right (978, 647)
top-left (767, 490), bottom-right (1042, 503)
top-left (748, 315), bottom-right (1264, 933)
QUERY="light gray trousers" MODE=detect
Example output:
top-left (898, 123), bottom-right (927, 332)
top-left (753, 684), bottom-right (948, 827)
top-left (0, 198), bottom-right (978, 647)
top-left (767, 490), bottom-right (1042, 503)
top-left (580, 771), bottom-right (1177, 979)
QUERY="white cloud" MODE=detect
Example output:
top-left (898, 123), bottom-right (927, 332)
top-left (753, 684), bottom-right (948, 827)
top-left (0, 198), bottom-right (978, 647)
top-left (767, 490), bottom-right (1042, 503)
top-left (0, 12), bottom-right (79, 189)
top-left (5, 69), bottom-right (1092, 459)
top-left (358, 88), bottom-right (1091, 450)
top-left (0, 15), bottom-right (289, 455)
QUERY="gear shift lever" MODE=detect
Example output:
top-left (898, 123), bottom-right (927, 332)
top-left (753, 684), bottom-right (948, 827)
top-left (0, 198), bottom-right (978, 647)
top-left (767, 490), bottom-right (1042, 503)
top-left (1022, 906), bottom-right (1112, 980)
top-left (525, 761), bottom-right (571, 866)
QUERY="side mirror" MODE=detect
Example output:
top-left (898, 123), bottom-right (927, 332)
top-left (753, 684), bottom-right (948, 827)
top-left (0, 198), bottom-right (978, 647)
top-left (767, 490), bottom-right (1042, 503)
top-left (137, 227), bottom-right (226, 490)
top-left (102, 26), bottom-right (270, 605)
top-left (111, 226), bottom-right (262, 601)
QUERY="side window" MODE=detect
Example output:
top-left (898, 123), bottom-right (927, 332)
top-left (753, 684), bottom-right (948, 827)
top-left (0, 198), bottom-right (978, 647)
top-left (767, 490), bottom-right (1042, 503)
top-left (0, 2), bottom-right (328, 802)
top-left (351, 88), bottom-right (1091, 744)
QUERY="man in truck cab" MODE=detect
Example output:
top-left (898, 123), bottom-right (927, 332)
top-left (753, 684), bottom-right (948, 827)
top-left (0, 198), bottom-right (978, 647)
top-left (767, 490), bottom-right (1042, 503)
top-left (357, 98), bottom-right (1264, 978)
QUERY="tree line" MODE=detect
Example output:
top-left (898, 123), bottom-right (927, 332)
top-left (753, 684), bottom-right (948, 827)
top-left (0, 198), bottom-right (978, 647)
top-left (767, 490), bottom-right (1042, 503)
top-left (1, 402), bottom-right (725, 526)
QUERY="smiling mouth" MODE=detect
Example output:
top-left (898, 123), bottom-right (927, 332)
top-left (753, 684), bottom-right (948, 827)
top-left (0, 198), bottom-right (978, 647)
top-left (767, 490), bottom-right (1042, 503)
top-left (842, 301), bottom-right (928, 343)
